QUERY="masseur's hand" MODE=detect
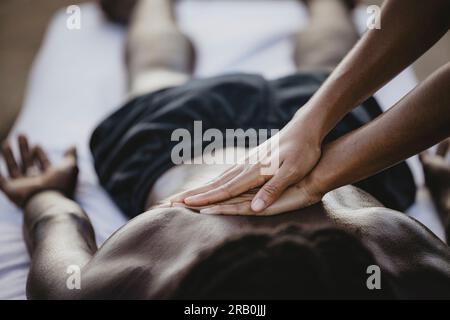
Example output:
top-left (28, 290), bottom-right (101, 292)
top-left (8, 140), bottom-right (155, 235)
top-left (170, 109), bottom-right (322, 212)
top-left (179, 175), bottom-right (324, 216)
top-left (0, 135), bottom-right (78, 208)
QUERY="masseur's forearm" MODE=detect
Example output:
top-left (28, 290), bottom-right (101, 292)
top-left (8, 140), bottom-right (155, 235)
top-left (24, 191), bottom-right (97, 299)
top-left (311, 63), bottom-right (450, 196)
top-left (297, 0), bottom-right (450, 139)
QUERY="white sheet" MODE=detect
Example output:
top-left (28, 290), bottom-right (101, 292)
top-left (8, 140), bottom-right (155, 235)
top-left (0, 1), bottom-right (444, 300)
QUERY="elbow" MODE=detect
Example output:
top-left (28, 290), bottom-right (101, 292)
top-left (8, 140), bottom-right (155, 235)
top-left (26, 272), bottom-right (56, 300)
top-left (26, 265), bottom-right (78, 300)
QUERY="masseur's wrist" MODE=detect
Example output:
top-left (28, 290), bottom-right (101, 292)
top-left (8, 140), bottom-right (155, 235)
top-left (292, 91), bottom-right (351, 144)
top-left (291, 103), bottom-right (328, 145)
top-left (292, 68), bottom-right (363, 143)
top-left (304, 140), bottom-right (349, 199)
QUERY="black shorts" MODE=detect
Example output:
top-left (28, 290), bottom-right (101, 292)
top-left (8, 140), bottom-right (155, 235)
top-left (90, 73), bottom-right (416, 218)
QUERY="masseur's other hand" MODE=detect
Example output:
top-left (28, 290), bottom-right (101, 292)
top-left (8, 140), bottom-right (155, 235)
top-left (0, 135), bottom-right (78, 208)
top-left (170, 110), bottom-right (322, 212)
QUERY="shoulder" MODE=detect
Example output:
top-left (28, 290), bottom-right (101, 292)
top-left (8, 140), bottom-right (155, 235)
top-left (68, 207), bottom-right (195, 299)
top-left (355, 208), bottom-right (450, 298)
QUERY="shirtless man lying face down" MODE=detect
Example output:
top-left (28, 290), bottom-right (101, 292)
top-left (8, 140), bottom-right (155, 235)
top-left (1, 0), bottom-right (449, 299)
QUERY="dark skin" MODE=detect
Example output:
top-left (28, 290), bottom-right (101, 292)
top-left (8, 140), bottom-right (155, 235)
top-left (420, 139), bottom-right (450, 242)
top-left (1, 135), bottom-right (450, 299)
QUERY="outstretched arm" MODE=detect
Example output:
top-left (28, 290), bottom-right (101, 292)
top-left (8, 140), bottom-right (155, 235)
top-left (191, 63), bottom-right (450, 216)
top-left (171, 0), bottom-right (450, 212)
top-left (0, 136), bottom-right (97, 299)
top-left (298, 0), bottom-right (450, 136)
top-left (307, 63), bottom-right (450, 204)
top-left (24, 191), bottom-right (97, 299)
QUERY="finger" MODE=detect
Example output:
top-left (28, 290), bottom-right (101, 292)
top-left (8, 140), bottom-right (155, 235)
top-left (265, 186), bottom-right (302, 214)
top-left (64, 146), bottom-right (77, 158)
top-left (262, 183), bottom-right (321, 215)
top-left (184, 166), bottom-right (270, 206)
top-left (18, 134), bottom-right (32, 173)
top-left (200, 202), bottom-right (252, 215)
top-left (436, 139), bottom-right (449, 157)
top-left (34, 145), bottom-right (51, 171)
top-left (172, 202), bottom-right (209, 212)
top-left (1, 142), bottom-right (21, 178)
top-left (180, 191), bottom-right (256, 212)
top-left (152, 202), bottom-right (173, 209)
top-left (63, 146), bottom-right (78, 166)
top-left (169, 165), bottom-right (242, 203)
top-left (251, 165), bottom-right (297, 212)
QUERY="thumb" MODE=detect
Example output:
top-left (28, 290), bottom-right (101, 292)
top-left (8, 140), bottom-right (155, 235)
top-left (63, 146), bottom-right (77, 163)
top-left (64, 146), bottom-right (77, 158)
top-left (251, 168), bottom-right (293, 212)
top-left (262, 183), bottom-right (321, 215)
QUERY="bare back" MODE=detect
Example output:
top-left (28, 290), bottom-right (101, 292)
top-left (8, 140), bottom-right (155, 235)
top-left (80, 148), bottom-right (450, 299)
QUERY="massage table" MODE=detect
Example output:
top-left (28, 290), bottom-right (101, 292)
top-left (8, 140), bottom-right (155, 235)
top-left (0, 0), bottom-right (444, 300)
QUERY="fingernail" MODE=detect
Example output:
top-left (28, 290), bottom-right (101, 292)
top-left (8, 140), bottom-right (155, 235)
top-left (251, 198), bottom-right (266, 212)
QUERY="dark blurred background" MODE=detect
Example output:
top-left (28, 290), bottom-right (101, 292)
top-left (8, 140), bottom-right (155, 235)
top-left (0, 0), bottom-right (449, 141)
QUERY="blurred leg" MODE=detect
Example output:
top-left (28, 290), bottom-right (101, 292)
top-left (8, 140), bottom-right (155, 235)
top-left (127, 0), bottom-right (195, 97)
top-left (294, 0), bottom-right (359, 72)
